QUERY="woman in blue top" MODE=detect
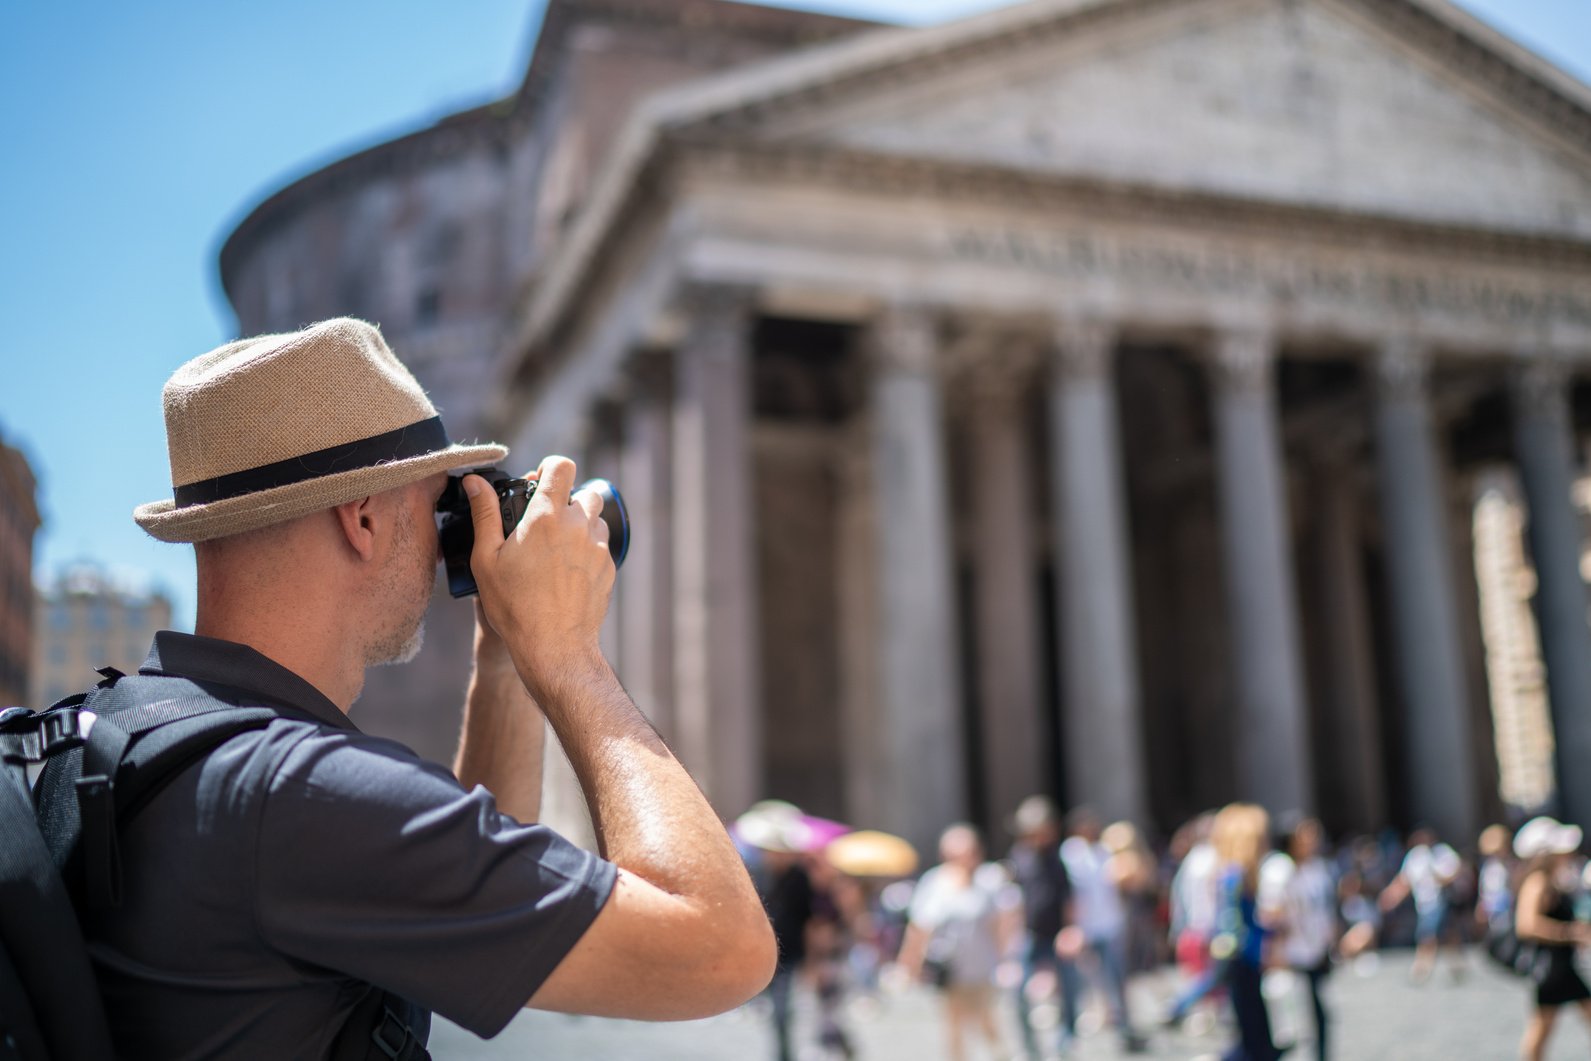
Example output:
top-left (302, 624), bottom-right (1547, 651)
top-left (1211, 803), bottom-right (1284, 1061)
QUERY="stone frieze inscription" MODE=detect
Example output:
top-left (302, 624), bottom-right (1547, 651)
top-left (947, 227), bottom-right (1591, 331)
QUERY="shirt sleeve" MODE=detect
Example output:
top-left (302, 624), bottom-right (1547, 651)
top-left (909, 870), bottom-right (944, 930)
top-left (251, 729), bottom-right (616, 1037)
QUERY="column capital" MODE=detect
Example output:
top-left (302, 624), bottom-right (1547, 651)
top-left (1374, 339), bottom-right (1432, 403)
top-left (1511, 357), bottom-right (1572, 424)
top-left (678, 281), bottom-right (755, 317)
top-left (1049, 318), bottom-right (1116, 382)
top-left (961, 333), bottom-right (1042, 408)
top-left (678, 284), bottom-right (754, 365)
top-left (869, 305), bottom-right (940, 375)
top-left (1208, 328), bottom-right (1276, 394)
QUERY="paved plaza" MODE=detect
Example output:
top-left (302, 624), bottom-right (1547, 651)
top-left (430, 949), bottom-right (1591, 1060)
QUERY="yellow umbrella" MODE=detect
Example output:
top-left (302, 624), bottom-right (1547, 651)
top-left (824, 829), bottom-right (919, 878)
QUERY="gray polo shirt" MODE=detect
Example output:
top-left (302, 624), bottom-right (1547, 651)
top-left (82, 631), bottom-right (616, 1059)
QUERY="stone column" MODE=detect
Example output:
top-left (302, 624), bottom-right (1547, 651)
top-left (617, 352), bottom-right (675, 742)
top-left (672, 286), bottom-right (760, 816)
top-left (837, 428), bottom-right (884, 829)
top-left (1048, 320), bottom-right (1148, 826)
top-left (967, 364), bottom-right (1045, 833)
top-left (868, 307), bottom-right (966, 855)
top-left (1314, 458), bottom-right (1387, 831)
top-left (1209, 330), bottom-right (1312, 815)
top-left (1374, 342), bottom-right (1477, 842)
top-left (1512, 360), bottom-right (1591, 827)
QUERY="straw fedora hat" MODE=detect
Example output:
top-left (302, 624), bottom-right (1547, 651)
top-left (134, 318), bottom-right (507, 543)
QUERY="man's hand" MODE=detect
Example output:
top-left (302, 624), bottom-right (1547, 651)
top-left (463, 456), bottom-right (614, 703)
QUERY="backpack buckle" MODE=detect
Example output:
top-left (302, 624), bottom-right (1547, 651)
top-left (371, 1006), bottom-right (412, 1059)
top-left (0, 707), bottom-right (89, 764)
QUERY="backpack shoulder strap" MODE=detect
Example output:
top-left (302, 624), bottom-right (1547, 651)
top-left (36, 675), bottom-right (291, 911)
top-left (0, 707), bottom-right (117, 1061)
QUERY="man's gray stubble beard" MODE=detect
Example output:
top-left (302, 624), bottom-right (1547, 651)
top-left (373, 617), bottom-right (426, 667)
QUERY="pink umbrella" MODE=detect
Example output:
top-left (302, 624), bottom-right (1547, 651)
top-left (797, 814), bottom-right (853, 852)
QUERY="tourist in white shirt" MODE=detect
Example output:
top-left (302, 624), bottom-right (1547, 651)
top-left (1379, 828), bottom-right (1467, 983)
top-left (1260, 817), bottom-right (1338, 1061)
top-left (1058, 808), bottom-right (1148, 1053)
top-left (899, 824), bottom-right (1021, 1061)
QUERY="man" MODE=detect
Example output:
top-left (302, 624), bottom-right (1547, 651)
top-left (1259, 816), bottom-right (1338, 1061)
top-left (735, 801), bottom-right (821, 1061)
top-left (1058, 808), bottom-right (1148, 1054)
top-left (1379, 827), bottom-right (1467, 984)
top-left (1005, 795), bottom-right (1081, 1060)
top-left (84, 318), bottom-right (774, 1056)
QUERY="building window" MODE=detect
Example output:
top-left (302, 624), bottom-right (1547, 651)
top-left (49, 604), bottom-right (71, 631)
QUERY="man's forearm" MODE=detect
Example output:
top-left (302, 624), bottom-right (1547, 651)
top-left (454, 655), bottom-right (546, 823)
top-left (529, 650), bottom-right (754, 912)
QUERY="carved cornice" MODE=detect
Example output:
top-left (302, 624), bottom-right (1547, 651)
top-left (1336, 0), bottom-right (1591, 157)
top-left (676, 140), bottom-right (1591, 271)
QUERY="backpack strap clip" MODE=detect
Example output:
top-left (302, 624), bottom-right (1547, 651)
top-left (75, 711), bottom-right (133, 911)
top-left (0, 706), bottom-right (90, 765)
top-left (371, 1003), bottom-right (427, 1060)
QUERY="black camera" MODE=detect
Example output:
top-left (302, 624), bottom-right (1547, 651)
top-left (436, 467), bottom-right (631, 598)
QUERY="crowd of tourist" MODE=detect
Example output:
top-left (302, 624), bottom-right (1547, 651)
top-left (734, 798), bottom-right (1591, 1061)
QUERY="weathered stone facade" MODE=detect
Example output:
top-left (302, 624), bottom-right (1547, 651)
top-left (222, 0), bottom-right (1591, 856)
top-left (0, 428), bottom-right (40, 708)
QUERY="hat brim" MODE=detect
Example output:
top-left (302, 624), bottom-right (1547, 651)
top-left (134, 441), bottom-right (508, 543)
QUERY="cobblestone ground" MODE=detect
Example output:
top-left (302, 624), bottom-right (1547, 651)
top-left (429, 949), bottom-right (1591, 1060)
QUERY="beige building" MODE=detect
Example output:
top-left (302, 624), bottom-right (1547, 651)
top-left (32, 569), bottom-right (173, 707)
top-left (220, 0), bottom-right (1591, 854)
top-left (0, 428), bottom-right (41, 707)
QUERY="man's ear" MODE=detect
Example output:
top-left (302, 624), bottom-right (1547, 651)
top-left (332, 495), bottom-right (380, 561)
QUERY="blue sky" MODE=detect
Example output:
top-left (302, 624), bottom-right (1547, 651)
top-left (1, 0), bottom-right (1587, 631)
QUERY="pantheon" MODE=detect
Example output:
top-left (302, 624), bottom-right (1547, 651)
top-left (220, 0), bottom-right (1591, 855)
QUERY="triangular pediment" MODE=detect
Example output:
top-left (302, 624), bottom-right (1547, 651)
top-left (672, 0), bottom-right (1591, 238)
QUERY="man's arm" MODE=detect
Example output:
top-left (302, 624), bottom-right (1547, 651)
top-left (462, 457), bottom-right (776, 1021)
top-left (453, 602), bottom-right (545, 823)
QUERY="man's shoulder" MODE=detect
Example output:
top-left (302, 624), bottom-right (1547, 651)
top-left (181, 713), bottom-right (449, 822)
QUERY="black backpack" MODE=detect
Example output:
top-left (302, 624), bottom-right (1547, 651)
top-left (0, 670), bottom-right (430, 1060)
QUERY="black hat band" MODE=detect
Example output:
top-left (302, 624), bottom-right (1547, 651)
top-left (173, 416), bottom-right (451, 508)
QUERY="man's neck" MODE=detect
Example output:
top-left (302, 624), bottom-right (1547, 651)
top-left (194, 608), bottom-right (365, 713)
